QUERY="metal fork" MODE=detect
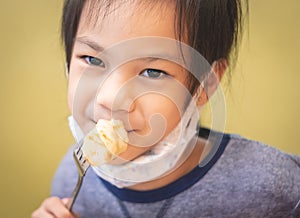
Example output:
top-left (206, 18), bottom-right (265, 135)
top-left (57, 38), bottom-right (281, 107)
top-left (67, 140), bottom-right (90, 212)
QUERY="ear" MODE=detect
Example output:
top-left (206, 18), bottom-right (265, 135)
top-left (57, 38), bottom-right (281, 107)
top-left (196, 59), bottom-right (227, 107)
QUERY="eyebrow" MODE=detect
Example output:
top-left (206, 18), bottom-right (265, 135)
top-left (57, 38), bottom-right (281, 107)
top-left (75, 37), bottom-right (184, 65)
top-left (76, 37), bottom-right (104, 52)
top-left (140, 57), bottom-right (165, 63)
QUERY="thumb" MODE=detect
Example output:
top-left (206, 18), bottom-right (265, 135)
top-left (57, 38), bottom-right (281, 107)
top-left (62, 198), bottom-right (81, 218)
top-left (62, 198), bottom-right (71, 205)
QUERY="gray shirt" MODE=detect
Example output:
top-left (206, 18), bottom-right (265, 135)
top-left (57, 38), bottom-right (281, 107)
top-left (52, 133), bottom-right (300, 218)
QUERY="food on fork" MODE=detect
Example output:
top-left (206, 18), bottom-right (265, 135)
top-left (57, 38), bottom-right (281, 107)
top-left (81, 119), bottom-right (129, 166)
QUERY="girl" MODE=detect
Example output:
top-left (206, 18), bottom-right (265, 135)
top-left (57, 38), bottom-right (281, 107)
top-left (32, 0), bottom-right (300, 217)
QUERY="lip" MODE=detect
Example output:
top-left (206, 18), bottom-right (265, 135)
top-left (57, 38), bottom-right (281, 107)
top-left (127, 129), bottom-right (136, 133)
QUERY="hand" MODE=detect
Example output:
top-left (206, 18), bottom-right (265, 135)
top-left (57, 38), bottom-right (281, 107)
top-left (31, 197), bottom-right (80, 218)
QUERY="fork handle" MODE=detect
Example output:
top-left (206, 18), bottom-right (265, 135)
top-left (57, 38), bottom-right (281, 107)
top-left (67, 174), bottom-right (83, 211)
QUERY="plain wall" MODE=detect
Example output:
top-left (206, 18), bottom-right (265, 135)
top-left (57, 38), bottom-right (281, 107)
top-left (0, 1), bottom-right (299, 217)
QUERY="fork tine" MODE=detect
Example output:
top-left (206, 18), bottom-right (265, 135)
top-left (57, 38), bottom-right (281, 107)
top-left (67, 140), bottom-right (90, 211)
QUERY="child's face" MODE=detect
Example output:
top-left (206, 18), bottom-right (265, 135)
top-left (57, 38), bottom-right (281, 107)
top-left (68, 1), bottom-right (193, 161)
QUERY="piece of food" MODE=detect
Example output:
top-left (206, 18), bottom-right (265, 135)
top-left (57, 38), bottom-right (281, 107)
top-left (81, 119), bottom-right (128, 166)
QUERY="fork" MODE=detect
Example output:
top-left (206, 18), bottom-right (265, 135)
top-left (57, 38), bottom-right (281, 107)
top-left (67, 140), bottom-right (90, 212)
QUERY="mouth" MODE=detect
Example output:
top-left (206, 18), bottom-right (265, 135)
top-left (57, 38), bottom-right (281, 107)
top-left (89, 119), bottom-right (139, 139)
top-left (90, 118), bottom-right (137, 134)
top-left (127, 129), bottom-right (136, 133)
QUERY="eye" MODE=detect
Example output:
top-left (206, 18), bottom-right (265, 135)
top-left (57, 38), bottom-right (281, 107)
top-left (140, 69), bottom-right (169, 79)
top-left (83, 56), bottom-right (105, 67)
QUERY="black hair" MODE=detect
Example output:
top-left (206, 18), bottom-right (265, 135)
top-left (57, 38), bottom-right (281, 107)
top-left (61, 0), bottom-right (248, 93)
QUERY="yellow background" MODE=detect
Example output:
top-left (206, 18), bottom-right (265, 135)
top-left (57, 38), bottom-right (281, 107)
top-left (0, 1), bottom-right (299, 217)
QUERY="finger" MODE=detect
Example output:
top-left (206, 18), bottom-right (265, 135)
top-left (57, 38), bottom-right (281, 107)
top-left (62, 198), bottom-right (81, 218)
top-left (31, 208), bottom-right (54, 218)
top-left (42, 197), bottom-right (74, 218)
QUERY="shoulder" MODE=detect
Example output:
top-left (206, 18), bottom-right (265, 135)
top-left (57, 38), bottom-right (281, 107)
top-left (223, 134), bottom-right (300, 174)
top-left (215, 134), bottom-right (300, 215)
top-left (178, 134), bottom-right (300, 217)
top-left (222, 134), bottom-right (300, 187)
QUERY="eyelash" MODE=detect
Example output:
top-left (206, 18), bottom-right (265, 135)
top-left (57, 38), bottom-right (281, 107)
top-left (82, 55), bottom-right (105, 67)
top-left (80, 56), bottom-right (169, 79)
top-left (140, 69), bottom-right (169, 79)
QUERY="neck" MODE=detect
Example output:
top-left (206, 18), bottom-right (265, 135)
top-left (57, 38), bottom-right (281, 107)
top-left (128, 137), bottom-right (210, 191)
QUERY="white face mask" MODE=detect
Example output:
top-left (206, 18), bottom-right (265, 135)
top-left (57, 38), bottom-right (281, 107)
top-left (68, 97), bottom-right (199, 188)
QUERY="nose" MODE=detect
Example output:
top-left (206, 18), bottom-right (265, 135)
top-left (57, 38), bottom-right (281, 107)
top-left (95, 67), bottom-right (136, 115)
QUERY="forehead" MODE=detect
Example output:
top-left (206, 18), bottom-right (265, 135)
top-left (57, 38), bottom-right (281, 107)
top-left (74, 0), bottom-right (206, 82)
top-left (77, 0), bottom-right (177, 42)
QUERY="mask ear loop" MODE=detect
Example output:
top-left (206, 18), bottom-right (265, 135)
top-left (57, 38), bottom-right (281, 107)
top-left (65, 62), bottom-right (69, 79)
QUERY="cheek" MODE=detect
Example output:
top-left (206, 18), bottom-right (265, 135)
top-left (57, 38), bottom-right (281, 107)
top-left (67, 68), bottom-right (80, 113)
top-left (67, 79), bottom-right (75, 113)
top-left (136, 95), bottom-right (182, 135)
top-left (67, 61), bottom-right (90, 119)
top-left (161, 101), bottom-right (181, 135)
